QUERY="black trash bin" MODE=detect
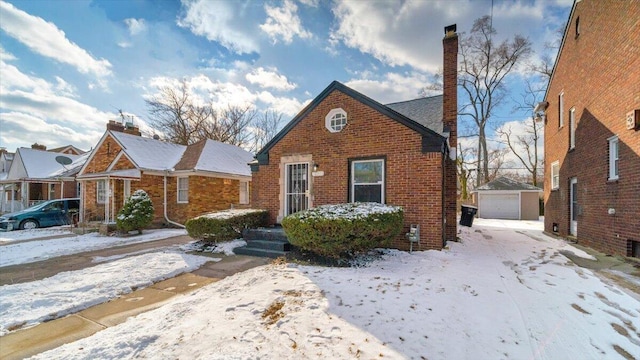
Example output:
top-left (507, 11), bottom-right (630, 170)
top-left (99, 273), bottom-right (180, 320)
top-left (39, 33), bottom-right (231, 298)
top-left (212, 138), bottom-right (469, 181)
top-left (459, 205), bottom-right (478, 227)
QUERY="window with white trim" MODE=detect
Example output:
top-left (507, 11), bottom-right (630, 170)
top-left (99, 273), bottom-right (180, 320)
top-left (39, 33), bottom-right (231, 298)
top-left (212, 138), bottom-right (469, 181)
top-left (558, 92), bottom-right (564, 127)
top-left (97, 180), bottom-right (106, 204)
top-left (325, 108), bottom-right (347, 133)
top-left (49, 183), bottom-right (56, 200)
top-left (239, 181), bottom-right (249, 204)
top-left (551, 161), bottom-right (560, 190)
top-left (76, 182), bottom-right (81, 198)
top-left (569, 107), bottom-right (576, 149)
top-left (177, 177), bottom-right (188, 203)
top-left (351, 159), bottom-right (385, 203)
top-left (608, 135), bottom-right (619, 180)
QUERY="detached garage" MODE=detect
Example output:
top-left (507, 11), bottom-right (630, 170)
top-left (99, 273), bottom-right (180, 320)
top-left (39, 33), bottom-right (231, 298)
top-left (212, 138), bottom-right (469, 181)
top-left (473, 177), bottom-right (542, 220)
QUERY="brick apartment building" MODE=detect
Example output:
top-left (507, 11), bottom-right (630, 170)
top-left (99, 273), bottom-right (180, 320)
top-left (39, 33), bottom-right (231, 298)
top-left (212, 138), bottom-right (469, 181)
top-left (77, 121), bottom-right (254, 225)
top-left (250, 25), bottom-right (459, 251)
top-left (541, 0), bottom-right (639, 256)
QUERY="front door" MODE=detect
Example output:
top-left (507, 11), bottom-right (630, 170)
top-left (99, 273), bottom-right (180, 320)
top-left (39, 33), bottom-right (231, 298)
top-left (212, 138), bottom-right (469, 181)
top-left (570, 178), bottom-right (577, 236)
top-left (285, 163), bottom-right (309, 216)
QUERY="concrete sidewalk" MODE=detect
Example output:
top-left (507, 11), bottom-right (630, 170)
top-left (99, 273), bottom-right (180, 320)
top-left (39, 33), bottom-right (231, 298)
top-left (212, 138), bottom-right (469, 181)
top-left (0, 254), bottom-right (270, 360)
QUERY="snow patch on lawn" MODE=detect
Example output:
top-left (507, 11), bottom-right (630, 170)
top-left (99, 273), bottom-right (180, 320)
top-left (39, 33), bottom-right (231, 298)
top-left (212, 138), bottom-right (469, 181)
top-left (0, 227), bottom-right (74, 243)
top-left (0, 252), bottom-right (211, 336)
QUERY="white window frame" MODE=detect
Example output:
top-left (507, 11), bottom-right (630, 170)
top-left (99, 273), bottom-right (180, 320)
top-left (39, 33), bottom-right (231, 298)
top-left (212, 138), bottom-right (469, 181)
top-left (239, 181), bottom-right (249, 204)
top-left (177, 177), bottom-right (189, 203)
top-left (325, 108), bottom-right (347, 133)
top-left (551, 161), bottom-right (560, 190)
top-left (76, 182), bottom-right (81, 198)
top-left (608, 135), bottom-right (619, 180)
top-left (558, 92), bottom-right (564, 128)
top-left (97, 180), bottom-right (106, 204)
top-left (569, 107), bottom-right (576, 149)
top-left (350, 158), bottom-right (385, 204)
top-left (48, 183), bottom-right (56, 200)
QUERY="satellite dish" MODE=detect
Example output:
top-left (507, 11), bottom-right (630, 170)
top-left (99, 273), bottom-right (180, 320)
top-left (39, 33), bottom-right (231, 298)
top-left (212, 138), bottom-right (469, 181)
top-left (55, 155), bottom-right (73, 166)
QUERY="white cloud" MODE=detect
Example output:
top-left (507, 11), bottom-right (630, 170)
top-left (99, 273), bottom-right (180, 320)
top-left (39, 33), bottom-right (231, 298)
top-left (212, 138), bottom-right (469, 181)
top-left (298, 0), bottom-right (319, 7)
top-left (245, 67), bottom-right (297, 91)
top-left (257, 91), bottom-right (308, 117)
top-left (124, 18), bottom-right (147, 35)
top-left (178, 0), bottom-right (259, 54)
top-left (0, 0), bottom-right (112, 78)
top-left (0, 46), bottom-right (16, 61)
top-left (260, 0), bottom-right (311, 44)
top-left (346, 71), bottom-right (431, 104)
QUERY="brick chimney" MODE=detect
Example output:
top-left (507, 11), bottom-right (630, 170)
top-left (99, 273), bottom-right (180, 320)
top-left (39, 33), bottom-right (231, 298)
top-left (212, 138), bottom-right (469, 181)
top-left (107, 119), bottom-right (141, 136)
top-left (443, 24), bottom-right (458, 149)
top-left (443, 24), bottom-right (458, 244)
top-left (31, 143), bottom-right (47, 151)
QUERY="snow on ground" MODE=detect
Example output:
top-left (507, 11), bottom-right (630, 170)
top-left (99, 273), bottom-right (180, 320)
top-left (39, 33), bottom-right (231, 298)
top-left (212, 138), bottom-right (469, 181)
top-left (181, 239), bottom-right (247, 256)
top-left (32, 219), bottom-right (640, 360)
top-left (0, 226), bottom-right (74, 244)
top-left (0, 251), bottom-right (213, 336)
top-left (0, 229), bottom-right (187, 267)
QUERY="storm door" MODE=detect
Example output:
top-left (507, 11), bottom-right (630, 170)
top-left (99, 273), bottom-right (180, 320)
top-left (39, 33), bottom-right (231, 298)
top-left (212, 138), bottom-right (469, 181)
top-left (285, 163), bottom-right (310, 216)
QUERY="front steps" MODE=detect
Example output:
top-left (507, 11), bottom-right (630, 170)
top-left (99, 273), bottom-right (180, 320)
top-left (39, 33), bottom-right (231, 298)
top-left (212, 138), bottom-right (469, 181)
top-left (234, 227), bottom-right (291, 258)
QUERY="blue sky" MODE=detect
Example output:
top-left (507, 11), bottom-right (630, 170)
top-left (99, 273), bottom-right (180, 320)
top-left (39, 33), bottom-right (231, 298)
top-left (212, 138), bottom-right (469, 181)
top-left (0, 0), bottom-right (572, 154)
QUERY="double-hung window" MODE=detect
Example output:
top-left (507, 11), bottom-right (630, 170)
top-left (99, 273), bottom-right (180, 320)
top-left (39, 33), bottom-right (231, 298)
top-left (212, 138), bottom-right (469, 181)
top-left (350, 158), bottom-right (385, 203)
top-left (97, 180), bottom-right (106, 204)
top-left (608, 135), bottom-right (619, 180)
top-left (177, 177), bottom-right (188, 203)
top-left (569, 107), bottom-right (576, 149)
top-left (551, 161), bottom-right (560, 190)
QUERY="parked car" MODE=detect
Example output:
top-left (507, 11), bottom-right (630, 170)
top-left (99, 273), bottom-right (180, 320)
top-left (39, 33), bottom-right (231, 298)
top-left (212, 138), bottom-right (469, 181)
top-left (0, 198), bottom-right (80, 231)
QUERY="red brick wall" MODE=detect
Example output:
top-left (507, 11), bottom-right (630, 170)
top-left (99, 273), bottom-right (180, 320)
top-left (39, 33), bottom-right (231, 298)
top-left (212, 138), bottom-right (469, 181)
top-left (443, 28), bottom-right (458, 242)
top-left (252, 89), bottom-right (447, 250)
top-left (543, 0), bottom-right (640, 256)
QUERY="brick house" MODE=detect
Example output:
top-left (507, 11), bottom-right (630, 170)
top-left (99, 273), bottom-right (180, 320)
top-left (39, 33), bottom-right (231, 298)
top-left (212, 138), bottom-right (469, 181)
top-left (0, 147), bottom-right (84, 213)
top-left (540, 0), bottom-right (639, 257)
top-left (250, 25), bottom-right (459, 251)
top-left (76, 121), bottom-right (254, 226)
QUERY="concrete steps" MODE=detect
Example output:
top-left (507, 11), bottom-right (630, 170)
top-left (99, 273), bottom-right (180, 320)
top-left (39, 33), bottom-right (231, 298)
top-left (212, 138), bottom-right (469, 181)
top-left (234, 227), bottom-right (291, 258)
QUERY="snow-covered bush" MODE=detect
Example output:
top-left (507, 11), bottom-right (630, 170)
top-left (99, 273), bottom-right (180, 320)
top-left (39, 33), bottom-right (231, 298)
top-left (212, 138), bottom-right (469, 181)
top-left (185, 209), bottom-right (268, 243)
top-left (116, 190), bottom-right (154, 234)
top-left (281, 203), bottom-right (404, 258)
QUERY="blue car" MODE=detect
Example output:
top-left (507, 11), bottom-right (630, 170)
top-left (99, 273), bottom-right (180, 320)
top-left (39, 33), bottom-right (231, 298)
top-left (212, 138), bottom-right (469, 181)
top-left (0, 198), bottom-right (80, 231)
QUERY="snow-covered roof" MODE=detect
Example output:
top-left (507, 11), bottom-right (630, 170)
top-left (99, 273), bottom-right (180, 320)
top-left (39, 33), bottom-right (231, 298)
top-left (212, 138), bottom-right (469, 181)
top-left (12, 148), bottom-right (83, 180)
top-left (474, 176), bottom-right (542, 192)
top-left (49, 152), bottom-right (90, 178)
top-left (194, 140), bottom-right (254, 176)
top-left (110, 131), bottom-right (186, 171)
top-left (108, 131), bottom-right (253, 177)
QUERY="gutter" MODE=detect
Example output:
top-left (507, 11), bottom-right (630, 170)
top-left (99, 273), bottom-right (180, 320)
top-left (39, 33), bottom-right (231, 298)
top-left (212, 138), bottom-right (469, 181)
top-left (163, 170), bottom-right (185, 228)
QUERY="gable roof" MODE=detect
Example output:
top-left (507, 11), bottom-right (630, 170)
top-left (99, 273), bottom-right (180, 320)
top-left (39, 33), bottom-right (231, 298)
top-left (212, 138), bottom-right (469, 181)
top-left (8, 148), bottom-right (83, 180)
top-left (386, 95), bottom-right (444, 135)
top-left (80, 130), bottom-right (254, 178)
top-left (48, 145), bottom-right (86, 155)
top-left (474, 176), bottom-right (542, 192)
top-left (257, 81), bottom-right (446, 157)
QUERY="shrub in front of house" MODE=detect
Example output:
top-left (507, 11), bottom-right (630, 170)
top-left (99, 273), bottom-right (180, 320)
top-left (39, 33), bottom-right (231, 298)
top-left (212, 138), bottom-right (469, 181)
top-left (185, 209), bottom-right (269, 242)
top-left (116, 189), bottom-right (154, 234)
top-left (281, 203), bottom-right (404, 258)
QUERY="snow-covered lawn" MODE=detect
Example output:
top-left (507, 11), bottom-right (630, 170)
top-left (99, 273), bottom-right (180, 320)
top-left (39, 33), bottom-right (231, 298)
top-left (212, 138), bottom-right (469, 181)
top-left (30, 218), bottom-right (640, 359)
top-left (0, 252), bottom-right (212, 336)
top-left (0, 226), bottom-right (75, 244)
top-left (0, 228), bottom-right (187, 267)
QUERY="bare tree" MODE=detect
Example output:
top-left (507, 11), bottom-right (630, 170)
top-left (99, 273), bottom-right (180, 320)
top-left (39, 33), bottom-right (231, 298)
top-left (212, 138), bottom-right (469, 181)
top-left (499, 79), bottom-right (544, 186)
top-left (456, 143), bottom-right (475, 201)
top-left (198, 105), bottom-right (257, 147)
top-left (459, 16), bottom-right (532, 187)
top-left (146, 80), bottom-right (204, 145)
top-left (250, 109), bottom-right (283, 153)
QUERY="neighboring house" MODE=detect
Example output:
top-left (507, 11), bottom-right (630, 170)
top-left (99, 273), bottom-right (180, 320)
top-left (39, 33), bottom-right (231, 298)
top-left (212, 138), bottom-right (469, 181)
top-left (540, 0), bottom-right (640, 257)
top-left (0, 148), bottom-right (15, 213)
top-left (76, 122), bottom-right (254, 226)
top-left (250, 25), bottom-right (459, 251)
top-left (0, 147), bottom-right (83, 213)
top-left (472, 177), bottom-right (542, 220)
top-left (48, 145), bottom-right (86, 155)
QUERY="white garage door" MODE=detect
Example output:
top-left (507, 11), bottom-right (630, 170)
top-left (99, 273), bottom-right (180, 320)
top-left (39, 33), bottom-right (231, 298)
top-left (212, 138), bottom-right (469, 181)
top-left (479, 193), bottom-right (519, 219)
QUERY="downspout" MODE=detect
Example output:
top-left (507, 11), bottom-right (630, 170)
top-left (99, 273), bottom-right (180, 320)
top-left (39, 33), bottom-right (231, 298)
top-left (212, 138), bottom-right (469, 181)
top-left (163, 170), bottom-right (185, 228)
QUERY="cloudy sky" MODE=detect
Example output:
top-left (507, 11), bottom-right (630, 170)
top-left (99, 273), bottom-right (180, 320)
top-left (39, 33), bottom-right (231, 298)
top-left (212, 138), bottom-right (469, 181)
top-left (0, 0), bottom-right (571, 154)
